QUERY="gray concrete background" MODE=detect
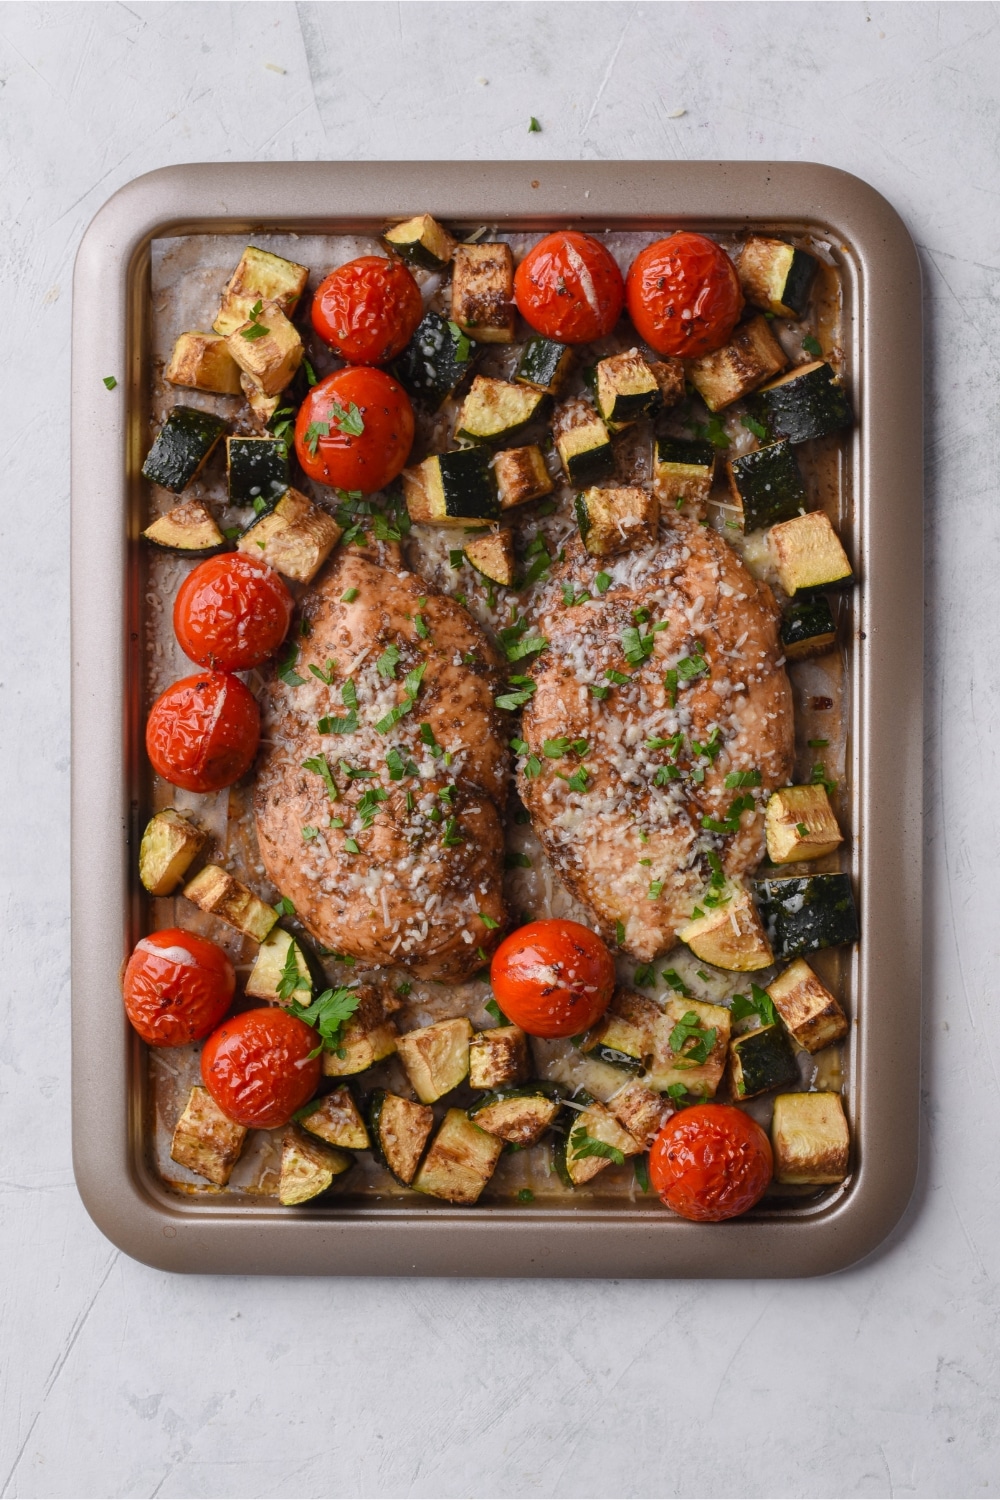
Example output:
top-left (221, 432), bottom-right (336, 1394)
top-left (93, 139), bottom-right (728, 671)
top-left (2, 3), bottom-right (998, 1496)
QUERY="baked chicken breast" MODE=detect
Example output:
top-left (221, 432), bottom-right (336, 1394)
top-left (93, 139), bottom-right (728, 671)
top-left (518, 516), bottom-right (794, 959)
top-left (254, 546), bottom-right (510, 981)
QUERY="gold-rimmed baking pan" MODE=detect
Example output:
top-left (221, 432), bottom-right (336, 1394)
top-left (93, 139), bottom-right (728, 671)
top-left (71, 161), bottom-right (921, 1276)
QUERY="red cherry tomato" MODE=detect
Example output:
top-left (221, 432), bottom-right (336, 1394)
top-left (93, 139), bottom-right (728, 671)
top-left (146, 671), bottom-right (260, 793)
top-left (514, 231), bottom-right (625, 344)
top-left (122, 928), bottom-right (235, 1047)
top-left (649, 1103), bottom-right (773, 1222)
top-left (311, 255), bottom-right (423, 364)
top-left (173, 554), bottom-right (293, 672)
top-left (201, 1007), bottom-right (322, 1128)
top-left (294, 367), bottom-right (414, 495)
top-left (489, 918), bottom-right (615, 1038)
top-left (626, 232), bottom-right (744, 358)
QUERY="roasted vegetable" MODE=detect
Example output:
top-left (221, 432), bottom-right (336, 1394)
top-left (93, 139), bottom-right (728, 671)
top-left (170, 1086), bottom-right (246, 1186)
top-left (165, 331), bottom-right (243, 395)
top-left (765, 959), bottom-right (849, 1053)
top-left (412, 1109), bottom-right (504, 1204)
top-left (685, 315), bottom-right (787, 411)
top-left (754, 873), bottom-right (859, 960)
top-left (396, 1017), bottom-right (473, 1103)
top-left (182, 865), bottom-right (278, 943)
top-left (765, 783), bottom-right (844, 864)
top-left (771, 1091), bottom-right (850, 1184)
top-left (382, 213), bottom-right (456, 271)
top-left (403, 450), bottom-right (501, 525)
top-left (141, 407), bottom-right (227, 494)
top-left (138, 808), bottom-right (206, 895)
top-left (468, 1083), bottom-right (563, 1146)
top-left (369, 1091), bottom-right (434, 1185)
top-left (278, 1125), bottom-right (352, 1205)
top-left (143, 500), bottom-right (226, 555)
top-left (768, 510), bottom-right (853, 596)
top-left (574, 485), bottom-right (659, 558)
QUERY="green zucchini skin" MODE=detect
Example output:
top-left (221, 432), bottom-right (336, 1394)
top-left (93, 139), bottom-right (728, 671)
top-left (780, 597), bottom-right (837, 658)
top-left (515, 336), bottom-right (573, 395)
top-left (394, 311), bottom-right (475, 408)
top-left (754, 873), bottom-right (859, 960)
top-left (730, 1024), bottom-right (799, 1098)
top-left (655, 436), bottom-right (717, 470)
top-left (226, 436), bottom-right (290, 507)
top-left (437, 449), bottom-right (501, 520)
top-left (469, 1082), bottom-right (564, 1114)
top-left (142, 407), bottom-right (227, 493)
top-left (776, 247), bottom-right (819, 319)
top-left (727, 439), bottom-right (807, 531)
top-left (587, 1043), bottom-right (644, 1074)
top-left (748, 362), bottom-right (853, 444)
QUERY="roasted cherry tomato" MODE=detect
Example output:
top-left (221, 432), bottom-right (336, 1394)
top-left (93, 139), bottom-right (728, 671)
top-left (173, 554), bottom-right (293, 672)
top-left (649, 1103), bottom-right (773, 1222)
top-left (626, 232), bottom-right (744, 358)
top-left (146, 671), bottom-right (260, 793)
top-left (294, 367), bottom-right (414, 495)
top-left (513, 230), bottom-right (625, 344)
top-left (201, 1007), bottom-right (322, 1129)
top-left (122, 928), bottom-right (235, 1047)
top-left (311, 255), bottom-right (423, 364)
top-left (489, 918), bottom-right (615, 1038)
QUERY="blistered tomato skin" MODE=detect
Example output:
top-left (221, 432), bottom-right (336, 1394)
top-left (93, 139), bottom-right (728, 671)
top-left (489, 919), bottom-right (615, 1038)
top-left (201, 1008), bottom-right (322, 1128)
top-left (173, 554), bottom-right (293, 672)
top-left (649, 1104), bottom-right (773, 1222)
top-left (626, 233), bottom-right (744, 358)
top-left (122, 929), bottom-right (235, 1047)
top-left (311, 255), bottom-right (424, 365)
top-left (514, 231), bottom-right (625, 344)
top-left (146, 671), bottom-right (260, 793)
top-left (294, 367), bottom-right (415, 495)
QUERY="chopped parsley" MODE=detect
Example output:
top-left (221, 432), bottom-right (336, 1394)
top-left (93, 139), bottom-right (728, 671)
top-left (309, 658), bottom-right (336, 686)
top-left (274, 896), bottom-right (295, 918)
top-left (518, 1188), bottom-right (535, 1202)
top-left (740, 414), bottom-right (768, 441)
top-left (479, 912), bottom-right (500, 930)
top-left (543, 736), bottom-right (588, 759)
top-left (615, 920), bottom-right (626, 945)
top-left (676, 651), bottom-right (708, 682)
top-left (505, 851), bottom-right (532, 869)
top-left (414, 612), bottom-right (430, 640)
top-left (385, 746), bottom-right (417, 781)
top-left (621, 625), bottom-right (656, 666)
top-left (441, 816), bottom-right (463, 847)
top-left (810, 761), bottom-right (836, 794)
top-left (796, 821), bottom-right (810, 837)
top-left (484, 998), bottom-right (512, 1027)
top-left (342, 836), bottom-right (360, 854)
top-left (634, 1157), bottom-right (651, 1194)
top-left (528, 116), bottom-right (541, 133)
top-left (277, 642), bottom-right (306, 687)
top-left (301, 825), bottom-right (318, 842)
top-left (663, 969), bottom-right (691, 997)
top-left (495, 677), bottom-right (537, 712)
top-left (447, 320), bottom-right (472, 362)
top-left (808, 738), bottom-right (829, 748)
top-left (298, 985), bottom-right (362, 1056)
top-left (303, 357), bottom-right (317, 386)
top-left (341, 588), bottom-right (359, 603)
top-left (647, 879), bottom-right (665, 899)
top-left (569, 1125), bottom-right (624, 1166)
top-left (375, 662), bottom-right (426, 734)
top-left (376, 642), bottom-right (401, 681)
top-left (318, 678), bottom-right (360, 736)
top-left (664, 668), bottom-right (679, 708)
top-left (633, 963), bottom-right (656, 988)
top-left (562, 584), bottom-right (591, 607)
top-left (302, 753), bottom-right (338, 801)
top-left (724, 768), bottom-right (761, 788)
top-left (701, 792), bottom-right (756, 835)
top-left (730, 984), bottom-right (778, 1027)
top-left (102, 375), bottom-right (117, 390)
top-left (688, 413), bottom-right (730, 449)
top-left (669, 1010), bottom-right (718, 1065)
top-left (355, 786), bottom-right (388, 828)
top-left (277, 940), bottom-right (311, 1002)
top-left (239, 300), bottom-right (270, 340)
top-left (802, 333), bottom-right (823, 358)
top-left (594, 571), bottom-right (612, 595)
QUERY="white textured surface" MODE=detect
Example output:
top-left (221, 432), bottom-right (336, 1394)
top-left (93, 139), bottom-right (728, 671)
top-left (1, 3), bottom-right (998, 1496)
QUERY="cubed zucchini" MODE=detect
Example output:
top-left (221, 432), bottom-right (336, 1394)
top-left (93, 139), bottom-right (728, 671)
top-left (736, 236), bottom-right (819, 320)
top-left (396, 1016), bottom-right (473, 1103)
top-left (241, 373), bottom-right (282, 430)
top-left (213, 245), bottom-right (310, 338)
top-left (142, 500), bottom-right (226, 555)
top-left (581, 988), bottom-right (660, 1072)
top-left (608, 1079), bottom-right (669, 1148)
top-left (575, 485), bottom-right (659, 558)
top-left (515, 336), bottom-right (573, 395)
top-left (765, 958), bottom-right (848, 1053)
top-left (455, 376), bottom-right (545, 445)
top-left (726, 438), bottom-right (808, 532)
top-left (141, 406), bottom-right (227, 494)
top-left (225, 300), bottom-right (303, 397)
top-left (645, 998), bottom-right (732, 1097)
top-left (553, 401), bottom-right (614, 485)
top-left (686, 315), bottom-right (788, 412)
top-left (652, 436), bottom-right (716, 511)
top-left (754, 873), bottom-right (859, 959)
top-left (170, 1086), bottom-right (246, 1186)
top-left (238, 487), bottom-right (342, 584)
top-left (768, 511), bottom-right (853, 596)
top-left (771, 1091), bottom-right (850, 1184)
top-left (748, 361), bottom-right (853, 444)
top-left (278, 1125), bottom-right (353, 1206)
top-left (468, 1083), bottom-right (563, 1146)
top-left (463, 531), bottom-right (515, 587)
top-left (369, 1090), bottom-right (434, 1185)
top-left (165, 331), bottom-right (244, 396)
top-left (649, 357), bottom-right (686, 408)
top-left (594, 350), bottom-right (661, 429)
top-left (225, 435), bottom-right (289, 507)
top-left (393, 311), bottom-right (476, 409)
top-left (780, 596), bottom-right (837, 660)
top-left (469, 1024), bottom-right (529, 1089)
top-left (297, 1085), bottom-right (370, 1151)
top-left (556, 1099), bottom-right (639, 1187)
top-left (728, 1023), bottom-right (799, 1099)
top-left (494, 445), bottom-right (554, 510)
top-left (182, 865), bottom-right (278, 943)
top-left (403, 449), bottom-right (500, 526)
top-left (321, 987), bottom-right (398, 1077)
top-left (678, 886), bottom-right (774, 971)
top-left (381, 213), bottom-right (456, 271)
top-left (413, 1109), bottom-right (504, 1204)
top-left (139, 808), bottom-right (206, 896)
top-left (765, 784), bottom-right (844, 864)
top-left (244, 925), bottom-right (318, 1005)
top-left (451, 242), bottom-right (515, 344)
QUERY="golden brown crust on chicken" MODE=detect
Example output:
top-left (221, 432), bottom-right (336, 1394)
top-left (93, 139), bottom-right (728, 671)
top-left (518, 516), bottom-right (794, 960)
top-left (253, 548), bottom-right (510, 980)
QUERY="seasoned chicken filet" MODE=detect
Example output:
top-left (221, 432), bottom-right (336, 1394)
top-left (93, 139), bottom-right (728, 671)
top-left (519, 517), bottom-right (794, 960)
top-left (254, 547), bottom-right (510, 981)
